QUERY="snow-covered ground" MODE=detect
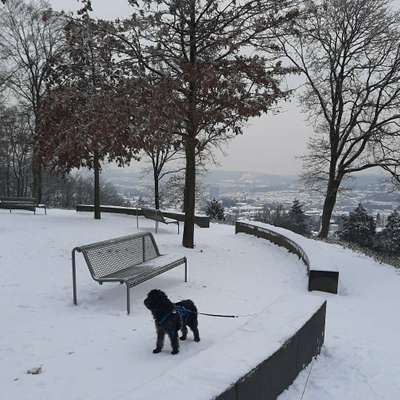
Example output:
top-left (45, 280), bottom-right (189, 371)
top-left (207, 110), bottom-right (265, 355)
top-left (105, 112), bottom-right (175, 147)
top-left (1, 209), bottom-right (314, 400)
top-left (249, 222), bottom-right (400, 400)
top-left (1, 210), bottom-right (399, 400)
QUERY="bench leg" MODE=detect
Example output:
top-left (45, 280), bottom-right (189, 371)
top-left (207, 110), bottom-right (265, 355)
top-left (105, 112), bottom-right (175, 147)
top-left (184, 258), bottom-right (188, 282)
top-left (72, 249), bottom-right (78, 305)
top-left (177, 222), bottom-right (179, 234)
top-left (126, 285), bottom-right (132, 315)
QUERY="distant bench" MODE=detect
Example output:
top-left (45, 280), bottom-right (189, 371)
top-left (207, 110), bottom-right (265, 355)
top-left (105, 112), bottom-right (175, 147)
top-left (0, 197), bottom-right (47, 214)
top-left (141, 208), bottom-right (180, 233)
top-left (72, 232), bottom-right (187, 314)
top-left (76, 204), bottom-right (210, 228)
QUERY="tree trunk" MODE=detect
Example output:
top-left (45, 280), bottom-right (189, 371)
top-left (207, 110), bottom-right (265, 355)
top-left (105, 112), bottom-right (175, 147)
top-left (94, 152), bottom-right (101, 220)
top-left (318, 179), bottom-right (340, 238)
top-left (182, 0), bottom-right (197, 248)
top-left (32, 162), bottom-right (42, 202)
top-left (32, 121), bottom-right (42, 201)
top-left (17, 177), bottom-right (22, 196)
top-left (154, 171), bottom-right (160, 210)
top-left (182, 137), bottom-right (196, 248)
top-left (6, 160), bottom-right (10, 196)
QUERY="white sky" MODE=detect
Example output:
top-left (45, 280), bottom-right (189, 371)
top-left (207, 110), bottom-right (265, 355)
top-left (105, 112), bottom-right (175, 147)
top-left (48, 0), bottom-right (400, 176)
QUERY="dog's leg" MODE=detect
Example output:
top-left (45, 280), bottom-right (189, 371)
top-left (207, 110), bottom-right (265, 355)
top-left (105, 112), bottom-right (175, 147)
top-left (153, 327), bottom-right (165, 354)
top-left (169, 332), bottom-right (180, 355)
top-left (180, 324), bottom-right (188, 341)
top-left (188, 320), bottom-right (200, 342)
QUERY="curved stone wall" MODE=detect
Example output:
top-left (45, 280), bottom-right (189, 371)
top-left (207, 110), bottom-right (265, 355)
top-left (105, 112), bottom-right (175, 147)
top-left (215, 301), bottom-right (326, 400)
top-left (212, 222), bottom-right (326, 400)
top-left (235, 221), bottom-right (310, 273)
top-left (236, 221), bottom-right (339, 295)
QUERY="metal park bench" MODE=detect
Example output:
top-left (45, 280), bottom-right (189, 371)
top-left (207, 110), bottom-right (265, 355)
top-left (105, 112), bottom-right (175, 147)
top-left (141, 208), bottom-right (180, 234)
top-left (72, 232), bottom-right (187, 314)
top-left (0, 196), bottom-right (47, 214)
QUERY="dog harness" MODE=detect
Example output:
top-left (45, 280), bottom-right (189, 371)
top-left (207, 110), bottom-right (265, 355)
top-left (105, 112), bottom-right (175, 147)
top-left (175, 305), bottom-right (191, 319)
top-left (159, 305), bottom-right (192, 327)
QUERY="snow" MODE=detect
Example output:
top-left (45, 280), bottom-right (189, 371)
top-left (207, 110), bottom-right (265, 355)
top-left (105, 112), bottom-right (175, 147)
top-left (249, 221), bottom-right (400, 400)
top-left (1, 211), bottom-right (399, 400)
top-left (132, 296), bottom-right (323, 400)
top-left (1, 209), bottom-right (315, 400)
top-left (309, 264), bottom-right (339, 272)
top-left (78, 204), bottom-right (140, 210)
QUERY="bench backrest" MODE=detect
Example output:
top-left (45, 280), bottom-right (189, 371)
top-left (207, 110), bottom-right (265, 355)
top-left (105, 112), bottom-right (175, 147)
top-left (76, 233), bottom-right (161, 280)
top-left (0, 197), bottom-right (37, 205)
top-left (142, 208), bottom-right (166, 223)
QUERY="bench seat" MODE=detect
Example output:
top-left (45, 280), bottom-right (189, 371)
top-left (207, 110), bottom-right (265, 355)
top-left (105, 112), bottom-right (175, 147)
top-left (101, 254), bottom-right (186, 283)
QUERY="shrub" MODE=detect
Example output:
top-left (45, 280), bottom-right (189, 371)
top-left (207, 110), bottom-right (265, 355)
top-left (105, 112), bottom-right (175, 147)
top-left (271, 200), bottom-right (310, 236)
top-left (374, 210), bottom-right (400, 255)
top-left (286, 199), bottom-right (311, 235)
top-left (338, 203), bottom-right (375, 247)
top-left (205, 198), bottom-right (225, 221)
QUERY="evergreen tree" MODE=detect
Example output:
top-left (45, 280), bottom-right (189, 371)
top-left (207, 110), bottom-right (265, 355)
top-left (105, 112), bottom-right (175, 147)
top-left (374, 210), bottom-right (400, 255)
top-left (205, 199), bottom-right (225, 221)
top-left (255, 204), bottom-right (271, 224)
top-left (287, 199), bottom-right (310, 235)
top-left (376, 213), bottom-right (384, 228)
top-left (272, 204), bottom-right (286, 227)
top-left (338, 203), bottom-right (376, 247)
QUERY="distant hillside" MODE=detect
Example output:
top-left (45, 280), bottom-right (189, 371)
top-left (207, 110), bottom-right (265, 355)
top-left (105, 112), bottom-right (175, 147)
top-left (101, 166), bottom-right (388, 192)
top-left (202, 170), bottom-right (297, 189)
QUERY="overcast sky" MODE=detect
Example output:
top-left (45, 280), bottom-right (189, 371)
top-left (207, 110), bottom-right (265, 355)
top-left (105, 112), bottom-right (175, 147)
top-left (48, 0), bottom-right (400, 176)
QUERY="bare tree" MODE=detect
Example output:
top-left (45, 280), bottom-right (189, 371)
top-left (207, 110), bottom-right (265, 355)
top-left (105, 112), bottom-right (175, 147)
top-left (161, 171), bottom-right (207, 212)
top-left (134, 74), bottom-right (185, 210)
top-left (0, 0), bottom-right (64, 201)
top-left (104, 0), bottom-right (299, 247)
top-left (0, 106), bottom-right (33, 196)
top-left (278, 0), bottom-right (400, 238)
top-left (143, 136), bottom-right (184, 210)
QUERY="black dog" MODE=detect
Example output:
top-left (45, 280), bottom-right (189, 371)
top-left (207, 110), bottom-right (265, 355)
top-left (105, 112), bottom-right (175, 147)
top-left (144, 289), bottom-right (200, 355)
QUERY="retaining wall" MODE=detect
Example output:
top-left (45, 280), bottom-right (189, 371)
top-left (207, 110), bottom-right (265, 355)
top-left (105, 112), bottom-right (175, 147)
top-left (235, 221), bottom-right (310, 273)
top-left (76, 204), bottom-right (210, 228)
top-left (216, 301), bottom-right (326, 400)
